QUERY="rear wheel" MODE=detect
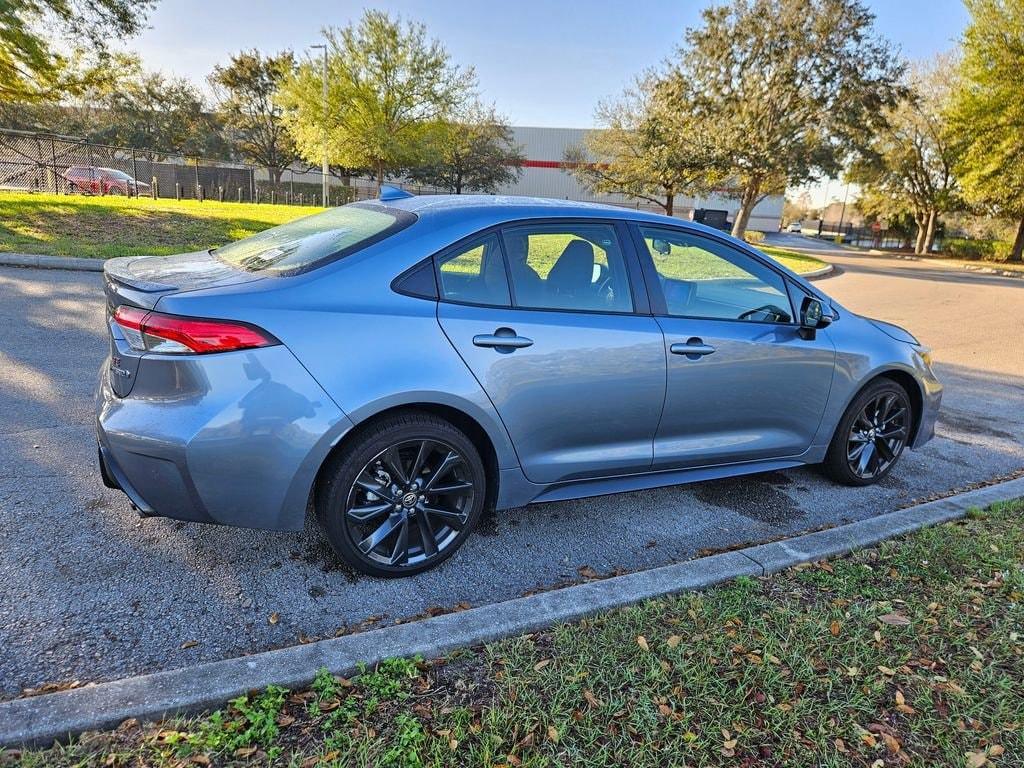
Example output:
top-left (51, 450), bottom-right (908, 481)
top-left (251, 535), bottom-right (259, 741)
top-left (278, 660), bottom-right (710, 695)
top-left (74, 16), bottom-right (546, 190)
top-left (316, 412), bottom-right (485, 577)
top-left (823, 379), bottom-right (912, 486)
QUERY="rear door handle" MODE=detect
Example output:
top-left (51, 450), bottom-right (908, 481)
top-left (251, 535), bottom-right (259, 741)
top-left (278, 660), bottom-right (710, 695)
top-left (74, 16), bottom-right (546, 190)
top-left (670, 339), bottom-right (716, 357)
top-left (473, 328), bottom-right (533, 349)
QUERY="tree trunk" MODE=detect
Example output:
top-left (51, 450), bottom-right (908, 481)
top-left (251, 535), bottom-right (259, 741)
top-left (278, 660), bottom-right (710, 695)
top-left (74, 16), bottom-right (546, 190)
top-left (664, 193), bottom-right (674, 217)
top-left (269, 167), bottom-right (283, 189)
top-left (730, 179), bottom-right (761, 239)
top-left (1010, 215), bottom-right (1024, 262)
top-left (375, 161), bottom-right (384, 193)
top-left (913, 213), bottom-right (927, 254)
top-left (923, 209), bottom-right (938, 254)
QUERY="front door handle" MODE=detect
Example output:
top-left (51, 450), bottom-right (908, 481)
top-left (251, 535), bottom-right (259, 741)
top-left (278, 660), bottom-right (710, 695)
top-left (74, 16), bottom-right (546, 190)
top-left (473, 328), bottom-right (533, 350)
top-left (670, 338), bottom-right (716, 358)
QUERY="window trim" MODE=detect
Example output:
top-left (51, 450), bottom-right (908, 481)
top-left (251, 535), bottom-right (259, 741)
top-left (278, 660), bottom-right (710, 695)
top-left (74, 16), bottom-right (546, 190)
top-left (431, 217), bottom-right (651, 317)
top-left (628, 222), bottom-right (799, 326)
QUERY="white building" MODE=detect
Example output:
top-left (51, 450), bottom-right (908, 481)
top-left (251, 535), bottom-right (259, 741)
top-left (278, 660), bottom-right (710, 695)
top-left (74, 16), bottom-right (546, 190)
top-left (497, 126), bottom-right (784, 232)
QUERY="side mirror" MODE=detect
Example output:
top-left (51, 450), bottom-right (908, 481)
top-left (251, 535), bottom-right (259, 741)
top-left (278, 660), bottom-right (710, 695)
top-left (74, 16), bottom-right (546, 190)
top-left (799, 297), bottom-right (832, 339)
top-left (651, 238), bottom-right (671, 255)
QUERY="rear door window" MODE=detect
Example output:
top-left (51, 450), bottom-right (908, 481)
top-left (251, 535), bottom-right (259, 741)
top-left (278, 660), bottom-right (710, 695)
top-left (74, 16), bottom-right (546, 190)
top-left (214, 203), bottom-right (415, 274)
top-left (436, 233), bottom-right (511, 307)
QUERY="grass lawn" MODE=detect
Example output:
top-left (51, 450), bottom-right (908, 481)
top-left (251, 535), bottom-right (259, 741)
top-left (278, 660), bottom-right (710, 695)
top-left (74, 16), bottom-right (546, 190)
top-left (10, 498), bottom-right (1022, 767)
top-left (0, 192), bottom-right (828, 276)
top-left (0, 192), bottom-right (322, 259)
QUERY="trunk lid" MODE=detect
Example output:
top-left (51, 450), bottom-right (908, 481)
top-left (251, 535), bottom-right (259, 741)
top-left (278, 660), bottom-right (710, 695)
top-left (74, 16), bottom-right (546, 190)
top-left (102, 250), bottom-right (262, 397)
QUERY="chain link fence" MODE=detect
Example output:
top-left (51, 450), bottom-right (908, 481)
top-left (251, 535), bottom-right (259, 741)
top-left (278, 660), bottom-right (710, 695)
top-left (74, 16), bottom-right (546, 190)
top-left (0, 128), bottom-right (445, 206)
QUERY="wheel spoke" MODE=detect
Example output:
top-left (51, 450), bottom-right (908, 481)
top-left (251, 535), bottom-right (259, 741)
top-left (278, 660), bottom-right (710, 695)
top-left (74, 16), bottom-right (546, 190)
top-left (358, 512), bottom-right (403, 554)
top-left (429, 480), bottom-right (474, 495)
top-left (848, 442), bottom-right (868, 462)
top-left (408, 440), bottom-right (432, 482)
top-left (354, 479), bottom-right (397, 504)
top-left (387, 516), bottom-right (410, 565)
top-left (879, 407), bottom-right (907, 427)
top-left (875, 437), bottom-right (896, 463)
top-left (423, 451), bottom-right (460, 492)
top-left (347, 502), bottom-right (392, 523)
top-left (382, 447), bottom-right (409, 485)
top-left (856, 441), bottom-right (876, 476)
top-left (421, 503), bottom-right (468, 530)
top-left (877, 426), bottom-right (906, 440)
top-left (416, 513), bottom-right (438, 557)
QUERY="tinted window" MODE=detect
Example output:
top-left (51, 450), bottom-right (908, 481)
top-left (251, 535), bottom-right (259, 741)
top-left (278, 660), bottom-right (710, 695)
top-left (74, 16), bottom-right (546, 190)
top-left (214, 204), bottom-right (414, 274)
top-left (639, 226), bottom-right (792, 323)
top-left (437, 233), bottom-right (511, 306)
top-left (501, 223), bottom-right (633, 312)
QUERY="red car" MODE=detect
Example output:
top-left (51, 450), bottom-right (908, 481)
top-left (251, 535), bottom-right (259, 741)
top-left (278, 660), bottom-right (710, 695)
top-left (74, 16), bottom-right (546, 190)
top-left (62, 166), bottom-right (150, 195)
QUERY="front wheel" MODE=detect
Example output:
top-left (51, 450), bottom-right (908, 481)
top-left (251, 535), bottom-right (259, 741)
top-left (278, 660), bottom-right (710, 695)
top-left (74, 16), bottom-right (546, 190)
top-left (316, 412), bottom-right (486, 577)
top-left (822, 380), bottom-right (912, 486)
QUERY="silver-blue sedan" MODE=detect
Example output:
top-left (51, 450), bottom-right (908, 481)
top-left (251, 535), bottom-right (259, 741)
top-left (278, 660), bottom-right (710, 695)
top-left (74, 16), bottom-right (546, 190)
top-left (96, 189), bottom-right (941, 576)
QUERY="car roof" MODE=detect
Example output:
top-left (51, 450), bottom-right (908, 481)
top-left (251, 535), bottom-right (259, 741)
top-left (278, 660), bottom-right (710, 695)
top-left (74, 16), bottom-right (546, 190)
top-left (362, 194), bottom-right (731, 238)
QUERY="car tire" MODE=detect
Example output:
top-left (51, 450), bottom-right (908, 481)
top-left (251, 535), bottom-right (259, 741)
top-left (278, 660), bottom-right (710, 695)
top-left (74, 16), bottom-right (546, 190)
top-left (316, 411), bottom-right (486, 577)
top-left (822, 379), bottom-right (913, 486)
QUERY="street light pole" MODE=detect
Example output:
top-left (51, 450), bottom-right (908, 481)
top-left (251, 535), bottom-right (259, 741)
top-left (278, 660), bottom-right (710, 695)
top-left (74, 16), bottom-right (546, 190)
top-left (311, 43), bottom-right (329, 206)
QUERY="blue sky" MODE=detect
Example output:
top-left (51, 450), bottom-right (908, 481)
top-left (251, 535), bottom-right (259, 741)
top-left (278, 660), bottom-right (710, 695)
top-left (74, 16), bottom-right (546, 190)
top-left (134, 0), bottom-right (967, 128)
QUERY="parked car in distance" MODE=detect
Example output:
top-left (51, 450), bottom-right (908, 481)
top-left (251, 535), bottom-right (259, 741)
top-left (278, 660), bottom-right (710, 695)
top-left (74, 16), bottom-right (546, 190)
top-left (786, 220), bottom-right (803, 233)
top-left (63, 165), bottom-right (150, 195)
top-left (96, 189), bottom-right (941, 577)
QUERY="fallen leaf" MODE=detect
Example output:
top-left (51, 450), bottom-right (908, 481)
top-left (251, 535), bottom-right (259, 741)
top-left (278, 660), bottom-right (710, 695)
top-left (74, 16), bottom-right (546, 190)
top-left (881, 733), bottom-right (901, 753)
top-left (990, 745), bottom-right (1004, 757)
top-left (666, 635), bottom-right (682, 648)
top-left (966, 750), bottom-right (988, 768)
top-left (268, 612), bottom-right (279, 625)
top-left (276, 714), bottom-right (295, 727)
top-left (547, 725), bottom-right (559, 743)
top-left (658, 703), bottom-right (673, 716)
top-left (577, 565), bottom-right (599, 579)
top-left (878, 666), bottom-right (897, 676)
top-left (830, 620), bottom-right (841, 637)
top-left (179, 640), bottom-right (198, 649)
top-left (878, 612), bottom-right (911, 626)
top-left (636, 635), bottom-right (649, 651)
top-left (533, 659), bottom-right (551, 672)
top-left (190, 756), bottom-right (210, 766)
top-left (234, 747), bottom-right (257, 758)
top-left (583, 690), bottom-right (603, 708)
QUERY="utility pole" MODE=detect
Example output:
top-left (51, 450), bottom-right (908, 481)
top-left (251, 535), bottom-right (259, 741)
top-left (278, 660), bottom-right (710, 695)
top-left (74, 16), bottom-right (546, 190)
top-left (311, 43), bottom-right (329, 206)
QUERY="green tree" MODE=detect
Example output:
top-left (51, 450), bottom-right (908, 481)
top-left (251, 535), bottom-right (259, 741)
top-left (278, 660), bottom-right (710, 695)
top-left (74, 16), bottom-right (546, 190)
top-left (564, 75), bottom-right (728, 216)
top-left (406, 102), bottom-right (524, 193)
top-left (948, 0), bottom-right (1024, 261)
top-left (663, 0), bottom-right (905, 237)
top-left (209, 50), bottom-right (298, 187)
top-left (278, 10), bottom-right (475, 190)
top-left (89, 57), bottom-right (225, 157)
top-left (0, 0), bottom-right (155, 102)
top-left (849, 56), bottom-right (961, 254)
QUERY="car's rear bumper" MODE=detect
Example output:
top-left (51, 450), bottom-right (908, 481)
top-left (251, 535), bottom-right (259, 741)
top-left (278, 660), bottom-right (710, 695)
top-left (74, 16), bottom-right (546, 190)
top-left (95, 344), bottom-right (353, 531)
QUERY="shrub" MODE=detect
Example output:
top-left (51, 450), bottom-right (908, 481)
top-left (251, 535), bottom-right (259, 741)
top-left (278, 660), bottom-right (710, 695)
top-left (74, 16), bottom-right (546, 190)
top-left (742, 230), bottom-right (765, 244)
top-left (942, 237), bottom-right (1011, 261)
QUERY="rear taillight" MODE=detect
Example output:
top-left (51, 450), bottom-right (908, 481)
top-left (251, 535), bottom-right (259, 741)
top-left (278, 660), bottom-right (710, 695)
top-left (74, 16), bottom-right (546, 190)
top-left (113, 306), bottom-right (278, 355)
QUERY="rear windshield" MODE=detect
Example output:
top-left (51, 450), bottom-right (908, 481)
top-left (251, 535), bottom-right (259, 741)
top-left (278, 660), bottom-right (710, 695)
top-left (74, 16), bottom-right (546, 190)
top-left (214, 203), bottom-right (415, 274)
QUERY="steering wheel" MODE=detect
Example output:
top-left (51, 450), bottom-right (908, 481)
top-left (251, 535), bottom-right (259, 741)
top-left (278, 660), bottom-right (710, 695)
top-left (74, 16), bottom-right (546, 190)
top-left (738, 304), bottom-right (789, 322)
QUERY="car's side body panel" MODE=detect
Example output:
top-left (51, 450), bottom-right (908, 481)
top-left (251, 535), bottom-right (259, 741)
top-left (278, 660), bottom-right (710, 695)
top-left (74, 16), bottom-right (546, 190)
top-left (438, 302), bottom-right (667, 483)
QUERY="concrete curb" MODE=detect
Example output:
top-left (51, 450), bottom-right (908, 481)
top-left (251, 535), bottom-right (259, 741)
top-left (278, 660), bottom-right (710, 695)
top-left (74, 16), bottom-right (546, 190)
top-left (4, 476), bottom-right (1024, 748)
top-left (0, 253), bottom-right (104, 272)
top-left (799, 263), bottom-right (834, 279)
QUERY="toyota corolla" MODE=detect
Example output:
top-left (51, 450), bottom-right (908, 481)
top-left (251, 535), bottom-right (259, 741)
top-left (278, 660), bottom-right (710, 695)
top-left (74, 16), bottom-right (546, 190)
top-left (96, 189), bottom-right (941, 576)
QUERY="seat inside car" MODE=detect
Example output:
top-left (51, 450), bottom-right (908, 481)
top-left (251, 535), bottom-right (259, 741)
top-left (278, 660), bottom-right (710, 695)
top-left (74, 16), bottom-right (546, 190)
top-left (547, 240), bottom-right (595, 304)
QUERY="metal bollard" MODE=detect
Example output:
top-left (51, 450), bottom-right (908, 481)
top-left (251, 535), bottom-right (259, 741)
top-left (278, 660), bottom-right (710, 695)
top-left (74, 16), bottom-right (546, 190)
top-left (197, 185), bottom-right (204, 202)
top-left (151, 178), bottom-right (158, 199)
top-left (238, 187), bottom-right (243, 203)
top-left (217, 186), bottom-right (224, 202)
top-left (270, 190), bottom-right (276, 205)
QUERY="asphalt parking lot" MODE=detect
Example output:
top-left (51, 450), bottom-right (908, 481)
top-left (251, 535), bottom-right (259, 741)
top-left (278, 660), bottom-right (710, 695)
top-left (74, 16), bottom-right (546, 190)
top-left (1, 241), bottom-right (1022, 697)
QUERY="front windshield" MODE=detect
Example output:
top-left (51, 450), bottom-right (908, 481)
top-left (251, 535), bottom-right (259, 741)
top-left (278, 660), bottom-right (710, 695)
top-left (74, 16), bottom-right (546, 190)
top-left (214, 204), bottom-right (414, 274)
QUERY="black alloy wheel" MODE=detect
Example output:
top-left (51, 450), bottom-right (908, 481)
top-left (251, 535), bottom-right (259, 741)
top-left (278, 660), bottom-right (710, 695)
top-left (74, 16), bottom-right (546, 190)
top-left (823, 380), bottom-right (912, 486)
top-left (317, 413), bottom-right (485, 577)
